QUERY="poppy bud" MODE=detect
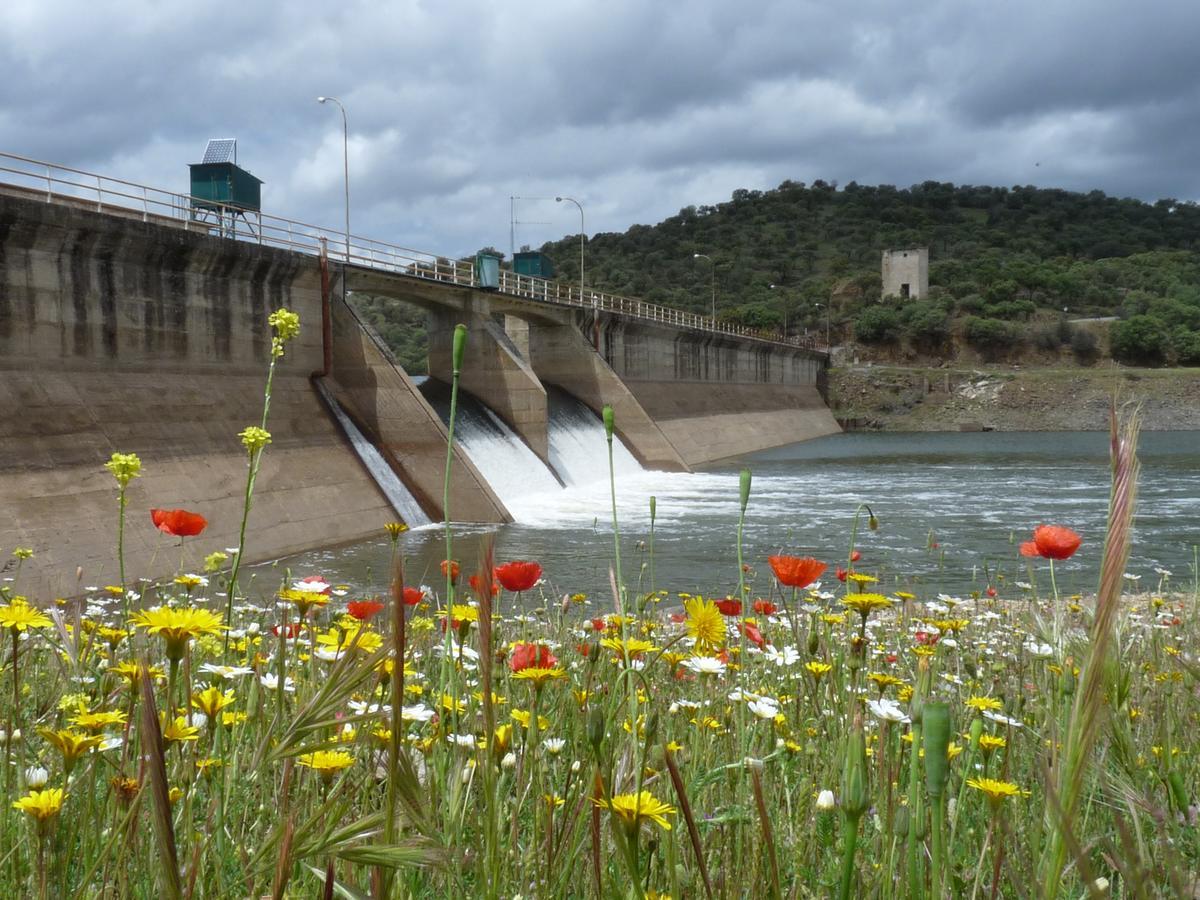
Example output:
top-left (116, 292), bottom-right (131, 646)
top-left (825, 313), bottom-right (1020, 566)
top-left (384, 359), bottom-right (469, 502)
top-left (587, 706), bottom-right (605, 752)
top-left (649, 495), bottom-right (656, 521)
top-left (643, 711), bottom-right (659, 752)
top-left (910, 794), bottom-right (927, 840)
top-left (922, 702), bottom-right (952, 799)
top-left (893, 803), bottom-right (909, 837)
top-left (602, 405), bottom-right (615, 441)
top-left (969, 716), bottom-right (983, 752)
top-left (840, 712), bottom-right (869, 820)
top-left (807, 629), bottom-right (819, 657)
top-left (739, 468), bottom-right (752, 512)
top-left (451, 323), bottom-right (467, 374)
top-left (1168, 771), bottom-right (1189, 812)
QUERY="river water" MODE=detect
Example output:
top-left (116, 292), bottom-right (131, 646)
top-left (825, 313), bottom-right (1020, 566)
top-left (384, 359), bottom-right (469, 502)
top-left (266, 430), bottom-right (1200, 604)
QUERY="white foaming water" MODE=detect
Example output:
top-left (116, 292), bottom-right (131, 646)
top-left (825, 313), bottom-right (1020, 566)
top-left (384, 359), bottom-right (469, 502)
top-left (546, 389), bottom-right (643, 488)
top-left (314, 381), bottom-right (433, 528)
top-left (450, 402), bottom-right (564, 513)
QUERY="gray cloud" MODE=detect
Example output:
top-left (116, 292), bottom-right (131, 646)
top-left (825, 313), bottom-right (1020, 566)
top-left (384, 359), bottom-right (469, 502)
top-left (2, 0), bottom-right (1198, 260)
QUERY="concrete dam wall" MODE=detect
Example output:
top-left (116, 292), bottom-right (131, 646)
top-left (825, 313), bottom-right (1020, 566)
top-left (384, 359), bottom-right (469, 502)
top-left (0, 193), bottom-right (502, 599)
top-left (0, 190), bottom-right (837, 597)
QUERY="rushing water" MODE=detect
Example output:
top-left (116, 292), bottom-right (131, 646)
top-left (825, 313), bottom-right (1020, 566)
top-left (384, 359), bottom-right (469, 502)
top-left (270, 427), bottom-right (1200, 603)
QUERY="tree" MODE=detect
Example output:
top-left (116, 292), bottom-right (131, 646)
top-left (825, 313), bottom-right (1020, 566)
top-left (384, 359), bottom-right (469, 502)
top-left (854, 306), bottom-right (901, 343)
top-left (1109, 315), bottom-right (1169, 365)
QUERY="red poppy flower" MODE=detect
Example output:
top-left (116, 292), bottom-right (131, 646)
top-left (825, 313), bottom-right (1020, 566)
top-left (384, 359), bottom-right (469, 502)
top-left (1033, 525), bottom-right (1082, 561)
top-left (915, 630), bottom-right (940, 646)
top-left (591, 618), bottom-right (607, 632)
top-left (494, 561), bottom-right (543, 593)
top-left (767, 555), bottom-right (828, 589)
top-left (714, 598), bottom-right (742, 616)
top-left (272, 623), bottom-right (303, 638)
top-left (441, 560), bottom-right (460, 584)
top-left (1019, 541), bottom-right (1039, 558)
top-left (741, 621), bottom-right (765, 648)
top-left (752, 599), bottom-right (779, 616)
top-left (985, 586), bottom-right (997, 598)
top-left (347, 599), bottom-right (385, 621)
top-left (510, 642), bottom-right (558, 672)
top-left (468, 573), bottom-right (500, 598)
top-left (885, 653), bottom-right (898, 664)
top-left (836, 567), bottom-right (848, 583)
top-left (401, 587), bottom-right (424, 607)
top-left (850, 550), bottom-right (862, 563)
top-left (150, 508), bottom-right (208, 537)
top-left (669, 612), bottom-right (687, 623)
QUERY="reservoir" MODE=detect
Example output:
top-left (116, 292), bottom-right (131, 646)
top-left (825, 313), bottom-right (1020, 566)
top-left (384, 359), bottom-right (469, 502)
top-left (266, 429), bottom-right (1200, 603)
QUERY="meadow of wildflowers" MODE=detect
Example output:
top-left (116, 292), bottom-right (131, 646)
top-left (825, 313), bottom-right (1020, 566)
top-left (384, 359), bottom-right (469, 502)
top-left (0, 308), bottom-right (1195, 899)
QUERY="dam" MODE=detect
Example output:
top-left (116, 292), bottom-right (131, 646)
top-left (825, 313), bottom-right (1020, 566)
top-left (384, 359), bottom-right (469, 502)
top-left (0, 152), bottom-right (837, 598)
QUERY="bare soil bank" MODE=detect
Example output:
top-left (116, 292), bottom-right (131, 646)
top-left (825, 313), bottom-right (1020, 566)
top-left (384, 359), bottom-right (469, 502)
top-left (827, 365), bottom-right (1200, 432)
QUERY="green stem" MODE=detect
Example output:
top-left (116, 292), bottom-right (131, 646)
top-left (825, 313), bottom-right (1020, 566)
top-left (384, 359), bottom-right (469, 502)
top-left (116, 488), bottom-right (128, 606)
top-left (837, 815), bottom-right (860, 900)
top-left (931, 798), bottom-right (946, 899)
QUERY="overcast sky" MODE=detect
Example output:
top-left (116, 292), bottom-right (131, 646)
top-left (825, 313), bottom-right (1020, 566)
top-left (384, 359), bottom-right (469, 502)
top-left (3, 0), bottom-right (1198, 258)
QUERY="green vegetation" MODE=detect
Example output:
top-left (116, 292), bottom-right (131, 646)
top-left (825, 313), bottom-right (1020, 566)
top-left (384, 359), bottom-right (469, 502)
top-left (350, 182), bottom-right (1200, 370)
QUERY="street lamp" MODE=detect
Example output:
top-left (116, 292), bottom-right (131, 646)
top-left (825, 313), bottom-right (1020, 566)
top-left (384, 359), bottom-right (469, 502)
top-left (693, 253), bottom-right (716, 320)
top-left (317, 96), bottom-right (350, 261)
top-left (813, 302), bottom-right (831, 348)
top-left (555, 196), bottom-right (585, 297)
top-left (769, 283), bottom-right (791, 340)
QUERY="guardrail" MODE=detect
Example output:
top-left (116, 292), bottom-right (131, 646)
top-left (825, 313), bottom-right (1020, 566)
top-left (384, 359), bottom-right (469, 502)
top-left (0, 150), bottom-right (825, 352)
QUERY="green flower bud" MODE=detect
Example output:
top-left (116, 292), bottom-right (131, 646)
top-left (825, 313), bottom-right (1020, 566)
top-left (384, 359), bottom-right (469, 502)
top-left (452, 324), bottom-right (468, 374)
top-left (739, 468), bottom-right (752, 512)
top-left (840, 713), bottom-right (869, 820)
top-left (922, 702), bottom-right (952, 799)
top-left (807, 628), bottom-right (820, 657)
top-left (602, 405), bottom-right (615, 441)
top-left (649, 496), bottom-right (656, 522)
top-left (1168, 771), bottom-right (1189, 812)
top-left (587, 706), bottom-right (605, 752)
top-left (969, 716), bottom-right (983, 752)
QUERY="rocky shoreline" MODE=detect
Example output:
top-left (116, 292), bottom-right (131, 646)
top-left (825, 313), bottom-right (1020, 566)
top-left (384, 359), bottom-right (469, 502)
top-left (827, 365), bottom-right (1200, 432)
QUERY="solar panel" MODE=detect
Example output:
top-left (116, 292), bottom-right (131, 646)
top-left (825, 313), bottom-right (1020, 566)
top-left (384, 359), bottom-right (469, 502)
top-left (201, 139), bottom-right (237, 165)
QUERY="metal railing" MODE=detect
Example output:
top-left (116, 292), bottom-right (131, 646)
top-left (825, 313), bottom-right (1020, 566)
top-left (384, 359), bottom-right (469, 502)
top-left (0, 150), bottom-right (825, 352)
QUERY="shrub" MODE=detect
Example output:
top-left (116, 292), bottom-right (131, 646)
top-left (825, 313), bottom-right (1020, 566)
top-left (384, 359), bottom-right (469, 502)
top-left (854, 305), bottom-right (902, 343)
top-left (1110, 315), bottom-right (1169, 365)
top-left (964, 316), bottom-right (1020, 353)
top-left (1170, 326), bottom-right (1200, 366)
top-left (901, 302), bottom-right (949, 348)
top-left (1070, 327), bottom-right (1099, 363)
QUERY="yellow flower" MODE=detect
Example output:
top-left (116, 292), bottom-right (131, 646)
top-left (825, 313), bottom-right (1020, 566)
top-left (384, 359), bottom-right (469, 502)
top-left (820, 613), bottom-right (847, 626)
top-left (441, 693), bottom-right (467, 714)
top-left (384, 522), bottom-right (408, 539)
top-left (317, 624), bottom-right (383, 655)
top-left (239, 426), bottom-right (272, 453)
top-left (161, 716), bottom-right (201, 745)
top-left (0, 598), bottom-right (53, 631)
top-left (297, 750), bottom-right (354, 783)
top-left (39, 729), bottom-right (103, 769)
top-left (492, 724), bottom-right (513, 753)
top-left (443, 604), bottom-right (479, 626)
top-left (69, 708), bottom-right (128, 731)
top-left (129, 606), bottom-right (225, 661)
top-left (840, 593), bottom-right (893, 618)
top-left (868, 673), bottom-right (904, 693)
top-left (104, 452), bottom-right (142, 488)
top-left (196, 758), bottom-right (224, 776)
top-left (599, 636), bottom-right (659, 660)
top-left (13, 788), bottom-right (64, 821)
top-left (593, 790), bottom-right (676, 832)
top-left (511, 709), bottom-right (550, 730)
top-left (805, 661), bottom-right (833, 681)
top-left (683, 597), bottom-right (725, 654)
top-left (964, 696), bottom-right (1003, 713)
top-left (979, 734), bottom-right (1007, 755)
top-left (269, 307), bottom-right (301, 339)
top-left (846, 572), bottom-right (879, 586)
top-left (966, 777), bottom-right (1029, 805)
top-left (110, 661), bottom-right (164, 686)
top-left (278, 589), bottom-right (329, 617)
top-left (174, 574), bottom-right (205, 590)
top-left (203, 551), bottom-right (229, 574)
top-left (511, 667), bottom-right (568, 688)
top-left (192, 686), bottom-right (235, 719)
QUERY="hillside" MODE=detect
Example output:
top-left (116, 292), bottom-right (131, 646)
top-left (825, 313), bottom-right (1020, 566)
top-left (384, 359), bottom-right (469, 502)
top-left (356, 181), bottom-right (1200, 370)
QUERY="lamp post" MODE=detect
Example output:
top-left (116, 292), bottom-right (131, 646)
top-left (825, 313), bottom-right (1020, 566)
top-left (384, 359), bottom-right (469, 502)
top-left (814, 302), bottom-right (831, 348)
top-left (555, 196), bottom-right (585, 297)
top-left (769, 283), bottom-right (791, 341)
top-left (693, 253), bottom-right (716, 320)
top-left (317, 96), bottom-right (350, 261)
